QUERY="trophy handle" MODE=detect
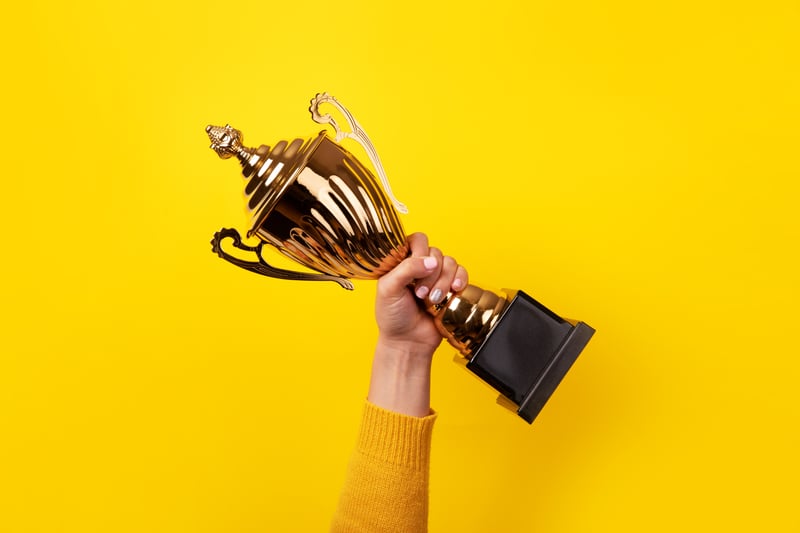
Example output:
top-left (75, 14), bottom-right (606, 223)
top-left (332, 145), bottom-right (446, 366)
top-left (309, 92), bottom-right (408, 214)
top-left (210, 228), bottom-right (355, 290)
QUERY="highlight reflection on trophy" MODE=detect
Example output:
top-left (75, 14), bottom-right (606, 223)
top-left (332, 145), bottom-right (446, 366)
top-left (205, 93), bottom-right (594, 423)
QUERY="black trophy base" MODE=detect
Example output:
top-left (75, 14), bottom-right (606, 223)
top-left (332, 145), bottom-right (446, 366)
top-left (465, 290), bottom-right (595, 424)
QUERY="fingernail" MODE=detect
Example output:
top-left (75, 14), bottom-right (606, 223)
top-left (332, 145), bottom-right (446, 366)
top-left (415, 285), bottom-right (430, 299)
top-left (423, 256), bottom-right (437, 270)
top-left (429, 288), bottom-right (443, 304)
top-left (452, 278), bottom-right (464, 291)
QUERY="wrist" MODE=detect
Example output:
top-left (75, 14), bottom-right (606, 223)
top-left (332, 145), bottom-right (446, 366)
top-left (374, 335), bottom-right (438, 364)
top-left (367, 336), bottom-right (435, 417)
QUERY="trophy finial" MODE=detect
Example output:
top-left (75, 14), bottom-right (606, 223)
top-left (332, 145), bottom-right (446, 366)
top-left (206, 124), bottom-right (244, 159)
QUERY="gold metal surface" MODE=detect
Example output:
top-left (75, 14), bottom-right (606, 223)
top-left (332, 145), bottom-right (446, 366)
top-left (428, 285), bottom-right (511, 357)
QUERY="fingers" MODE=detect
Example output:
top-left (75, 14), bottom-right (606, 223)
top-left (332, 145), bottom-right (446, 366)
top-left (414, 246), bottom-right (443, 300)
top-left (419, 255), bottom-right (469, 305)
top-left (379, 232), bottom-right (469, 304)
top-left (426, 254), bottom-right (457, 304)
top-left (405, 233), bottom-right (468, 305)
top-left (378, 254), bottom-right (440, 299)
top-left (453, 265), bottom-right (468, 291)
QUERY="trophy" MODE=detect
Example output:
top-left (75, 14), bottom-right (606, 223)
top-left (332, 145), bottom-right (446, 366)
top-left (205, 93), bottom-right (594, 423)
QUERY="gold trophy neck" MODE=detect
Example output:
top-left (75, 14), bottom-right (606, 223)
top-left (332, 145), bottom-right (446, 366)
top-left (246, 131), bottom-right (328, 239)
top-left (429, 286), bottom-right (512, 357)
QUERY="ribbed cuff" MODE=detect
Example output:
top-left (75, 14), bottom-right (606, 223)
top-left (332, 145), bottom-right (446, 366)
top-left (357, 401), bottom-right (437, 473)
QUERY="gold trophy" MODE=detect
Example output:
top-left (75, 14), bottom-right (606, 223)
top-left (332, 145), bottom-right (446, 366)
top-left (206, 94), bottom-right (594, 423)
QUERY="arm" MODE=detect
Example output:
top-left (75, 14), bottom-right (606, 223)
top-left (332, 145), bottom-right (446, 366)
top-left (330, 233), bottom-right (467, 533)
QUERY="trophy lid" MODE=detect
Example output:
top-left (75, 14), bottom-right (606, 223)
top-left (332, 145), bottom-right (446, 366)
top-left (205, 124), bottom-right (326, 238)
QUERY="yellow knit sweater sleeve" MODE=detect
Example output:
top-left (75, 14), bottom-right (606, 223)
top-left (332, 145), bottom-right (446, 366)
top-left (330, 401), bottom-right (437, 533)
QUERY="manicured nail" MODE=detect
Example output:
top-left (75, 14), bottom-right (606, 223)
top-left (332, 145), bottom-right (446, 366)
top-left (429, 288), bottom-right (443, 304)
top-left (423, 256), bottom-right (438, 270)
top-left (415, 285), bottom-right (430, 299)
top-left (452, 278), bottom-right (464, 291)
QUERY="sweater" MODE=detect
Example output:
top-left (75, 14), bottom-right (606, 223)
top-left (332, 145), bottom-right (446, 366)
top-left (330, 402), bottom-right (437, 532)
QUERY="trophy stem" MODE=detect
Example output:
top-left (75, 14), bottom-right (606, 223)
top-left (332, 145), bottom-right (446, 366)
top-left (426, 284), bottom-right (510, 357)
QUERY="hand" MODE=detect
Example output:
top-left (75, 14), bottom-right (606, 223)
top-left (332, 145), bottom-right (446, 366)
top-left (368, 233), bottom-right (468, 416)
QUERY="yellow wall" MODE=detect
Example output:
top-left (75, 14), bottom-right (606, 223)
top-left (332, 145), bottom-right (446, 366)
top-left (2, 1), bottom-right (798, 531)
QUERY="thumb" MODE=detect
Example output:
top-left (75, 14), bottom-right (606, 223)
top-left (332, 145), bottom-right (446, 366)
top-left (378, 256), bottom-right (439, 298)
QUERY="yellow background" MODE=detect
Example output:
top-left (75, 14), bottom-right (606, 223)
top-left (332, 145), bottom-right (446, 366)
top-left (2, 1), bottom-right (798, 531)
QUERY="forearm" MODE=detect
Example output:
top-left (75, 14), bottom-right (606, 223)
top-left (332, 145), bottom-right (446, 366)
top-left (367, 336), bottom-right (435, 418)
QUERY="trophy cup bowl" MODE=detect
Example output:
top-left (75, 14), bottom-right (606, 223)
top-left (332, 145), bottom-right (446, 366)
top-left (206, 94), bottom-right (594, 423)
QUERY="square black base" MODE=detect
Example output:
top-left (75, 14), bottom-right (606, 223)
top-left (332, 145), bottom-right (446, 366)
top-left (466, 291), bottom-right (595, 424)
